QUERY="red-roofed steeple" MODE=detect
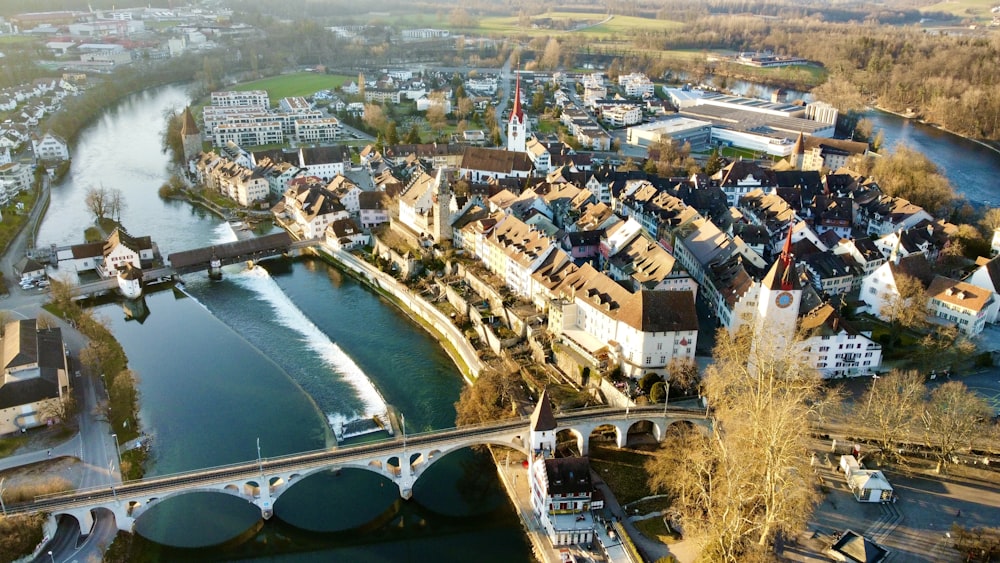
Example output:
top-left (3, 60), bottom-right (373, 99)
top-left (510, 72), bottom-right (525, 125)
top-left (779, 224), bottom-right (796, 290)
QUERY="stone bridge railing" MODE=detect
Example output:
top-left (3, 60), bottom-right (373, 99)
top-left (14, 407), bottom-right (710, 537)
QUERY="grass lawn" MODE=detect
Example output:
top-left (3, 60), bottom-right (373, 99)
top-left (230, 73), bottom-right (353, 103)
top-left (0, 434), bottom-right (28, 458)
top-left (635, 516), bottom-right (682, 544)
top-left (472, 12), bottom-right (682, 39)
top-left (0, 35), bottom-right (37, 45)
top-left (920, 0), bottom-right (996, 20)
top-left (715, 61), bottom-right (829, 88)
top-left (589, 443), bottom-right (658, 505)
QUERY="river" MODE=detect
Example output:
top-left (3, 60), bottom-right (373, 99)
top-left (38, 84), bottom-right (531, 561)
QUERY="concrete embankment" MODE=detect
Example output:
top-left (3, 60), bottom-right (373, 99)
top-left (307, 245), bottom-right (484, 383)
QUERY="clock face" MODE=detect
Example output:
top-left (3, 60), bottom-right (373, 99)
top-left (775, 291), bottom-right (793, 309)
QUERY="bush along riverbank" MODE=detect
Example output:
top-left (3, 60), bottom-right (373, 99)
top-left (45, 280), bottom-right (147, 480)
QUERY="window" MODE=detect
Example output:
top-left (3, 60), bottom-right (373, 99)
top-left (869, 287), bottom-right (876, 294)
top-left (819, 346), bottom-right (829, 352)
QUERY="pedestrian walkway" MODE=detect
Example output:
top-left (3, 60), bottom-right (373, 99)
top-left (0, 434), bottom-right (80, 473)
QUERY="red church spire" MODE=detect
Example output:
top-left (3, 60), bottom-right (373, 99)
top-left (509, 72), bottom-right (525, 125)
top-left (780, 224), bottom-right (795, 290)
top-left (781, 224), bottom-right (793, 267)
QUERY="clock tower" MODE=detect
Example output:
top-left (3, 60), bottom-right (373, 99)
top-left (756, 226), bottom-right (801, 342)
top-left (507, 72), bottom-right (528, 153)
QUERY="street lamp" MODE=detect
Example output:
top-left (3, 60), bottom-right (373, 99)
top-left (48, 551), bottom-right (54, 563)
top-left (111, 433), bottom-right (122, 479)
top-left (866, 373), bottom-right (880, 413)
top-left (256, 437), bottom-right (263, 477)
top-left (662, 381), bottom-right (670, 416)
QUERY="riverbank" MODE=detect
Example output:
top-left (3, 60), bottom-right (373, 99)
top-left (873, 105), bottom-right (1000, 158)
top-left (305, 244), bottom-right (483, 383)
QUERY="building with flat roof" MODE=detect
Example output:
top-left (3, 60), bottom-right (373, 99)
top-left (626, 116), bottom-right (712, 148)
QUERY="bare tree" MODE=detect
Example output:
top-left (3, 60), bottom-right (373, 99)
top-left (920, 381), bottom-right (992, 473)
top-left (646, 325), bottom-right (824, 560)
top-left (540, 37), bottom-right (562, 70)
top-left (84, 185), bottom-right (110, 221)
top-left (109, 188), bottom-right (127, 222)
top-left (883, 273), bottom-right (929, 330)
top-left (913, 325), bottom-right (975, 372)
top-left (456, 97), bottom-right (474, 121)
top-left (454, 366), bottom-right (519, 426)
top-left (665, 357), bottom-right (700, 396)
top-left (979, 208), bottom-right (1000, 236)
top-left (362, 103), bottom-right (388, 133)
top-left (855, 369), bottom-right (925, 463)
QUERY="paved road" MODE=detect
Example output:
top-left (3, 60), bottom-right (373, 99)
top-left (0, 176), bottom-right (121, 562)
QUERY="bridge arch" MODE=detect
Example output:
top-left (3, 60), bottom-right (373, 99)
top-left (407, 436), bottom-right (529, 483)
top-left (270, 461), bottom-right (398, 505)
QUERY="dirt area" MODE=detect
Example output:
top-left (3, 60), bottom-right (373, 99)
top-left (1, 458), bottom-right (78, 499)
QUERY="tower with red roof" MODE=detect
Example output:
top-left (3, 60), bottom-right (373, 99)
top-left (507, 72), bottom-right (528, 153)
top-left (756, 225), bottom-right (802, 341)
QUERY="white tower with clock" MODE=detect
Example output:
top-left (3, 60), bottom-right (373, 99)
top-left (507, 72), bottom-right (528, 154)
top-left (756, 227), bottom-right (801, 343)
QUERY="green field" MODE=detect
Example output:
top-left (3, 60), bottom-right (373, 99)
top-left (473, 12), bottom-right (682, 38)
top-left (0, 35), bottom-right (37, 44)
top-left (231, 73), bottom-right (353, 102)
top-left (920, 0), bottom-right (997, 20)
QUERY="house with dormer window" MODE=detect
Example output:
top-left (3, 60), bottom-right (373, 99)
top-left (926, 276), bottom-right (995, 336)
top-left (800, 304), bottom-right (882, 378)
top-left (274, 180), bottom-right (349, 240)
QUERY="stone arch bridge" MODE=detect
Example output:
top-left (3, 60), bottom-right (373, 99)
top-left (10, 406), bottom-right (709, 536)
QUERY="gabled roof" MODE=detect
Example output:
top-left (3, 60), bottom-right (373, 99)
top-left (104, 228), bottom-right (152, 257)
top-left (887, 253), bottom-right (935, 288)
top-left (800, 303), bottom-right (859, 337)
top-left (461, 147), bottom-right (533, 175)
top-left (716, 160), bottom-right (775, 187)
top-left (542, 456), bottom-right (593, 496)
top-left (618, 290), bottom-right (698, 333)
top-left (2, 319), bottom-right (37, 371)
top-left (927, 276), bottom-right (992, 313)
top-left (358, 190), bottom-right (388, 211)
top-left (609, 234), bottom-right (678, 288)
top-left (970, 254), bottom-right (1000, 293)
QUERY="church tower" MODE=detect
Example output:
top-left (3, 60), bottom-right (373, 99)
top-left (180, 106), bottom-right (202, 163)
top-left (431, 168), bottom-right (452, 243)
top-left (756, 226), bottom-right (802, 342)
top-left (790, 132), bottom-right (805, 170)
top-left (507, 73), bottom-right (528, 153)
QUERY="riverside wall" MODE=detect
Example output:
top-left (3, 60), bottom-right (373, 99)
top-left (312, 246), bottom-right (484, 382)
